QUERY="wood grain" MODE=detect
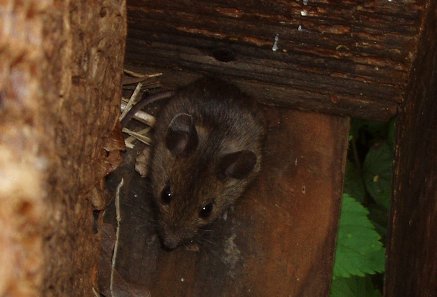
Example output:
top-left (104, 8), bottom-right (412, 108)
top-left (125, 0), bottom-right (426, 120)
top-left (385, 1), bottom-right (437, 296)
top-left (0, 1), bottom-right (126, 296)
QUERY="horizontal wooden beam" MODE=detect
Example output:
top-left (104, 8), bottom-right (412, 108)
top-left (125, 0), bottom-right (425, 120)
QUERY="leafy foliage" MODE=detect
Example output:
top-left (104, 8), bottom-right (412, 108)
top-left (330, 119), bottom-right (395, 297)
top-left (331, 277), bottom-right (382, 297)
top-left (363, 143), bottom-right (393, 209)
top-left (333, 195), bottom-right (385, 278)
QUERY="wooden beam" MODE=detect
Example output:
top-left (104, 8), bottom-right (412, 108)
top-left (125, 0), bottom-right (426, 120)
top-left (385, 1), bottom-right (437, 296)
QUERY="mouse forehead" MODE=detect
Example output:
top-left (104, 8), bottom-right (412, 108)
top-left (172, 154), bottom-right (219, 196)
top-left (152, 143), bottom-right (218, 196)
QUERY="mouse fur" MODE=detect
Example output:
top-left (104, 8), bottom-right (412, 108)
top-left (148, 77), bottom-right (265, 249)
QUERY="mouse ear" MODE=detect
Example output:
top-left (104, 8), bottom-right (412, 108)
top-left (218, 150), bottom-right (257, 180)
top-left (165, 113), bottom-right (198, 157)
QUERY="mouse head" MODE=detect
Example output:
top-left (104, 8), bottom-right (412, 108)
top-left (150, 113), bottom-right (259, 249)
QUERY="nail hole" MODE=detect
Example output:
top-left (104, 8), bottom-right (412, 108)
top-left (211, 48), bottom-right (235, 62)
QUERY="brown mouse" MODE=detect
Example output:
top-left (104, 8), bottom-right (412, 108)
top-left (132, 77), bottom-right (265, 249)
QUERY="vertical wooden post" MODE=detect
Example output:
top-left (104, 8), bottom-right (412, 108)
top-left (0, 1), bottom-right (126, 296)
top-left (385, 1), bottom-right (436, 297)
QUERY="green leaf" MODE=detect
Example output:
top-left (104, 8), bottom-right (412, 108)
top-left (343, 161), bottom-right (366, 203)
top-left (363, 142), bottom-right (393, 209)
top-left (333, 195), bottom-right (385, 278)
top-left (330, 276), bottom-right (382, 297)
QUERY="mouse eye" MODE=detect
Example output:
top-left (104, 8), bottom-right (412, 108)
top-left (199, 203), bottom-right (213, 219)
top-left (161, 184), bottom-right (172, 204)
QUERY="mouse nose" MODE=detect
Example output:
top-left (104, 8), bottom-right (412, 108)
top-left (162, 237), bottom-right (179, 250)
top-left (160, 230), bottom-right (181, 250)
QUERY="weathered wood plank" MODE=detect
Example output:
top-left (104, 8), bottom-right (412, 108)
top-left (0, 1), bottom-right (126, 296)
top-left (109, 108), bottom-right (349, 296)
top-left (385, 1), bottom-right (437, 296)
top-left (125, 0), bottom-right (426, 120)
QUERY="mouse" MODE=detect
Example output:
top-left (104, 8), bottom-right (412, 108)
top-left (124, 77), bottom-right (265, 250)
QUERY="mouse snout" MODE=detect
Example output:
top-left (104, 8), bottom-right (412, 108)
top-left (162, 235), bottom-right (180, 250)
top-left (159, 227), bottom-right (182, 250)
top-left (158, 222), bottom-right (197, 250)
